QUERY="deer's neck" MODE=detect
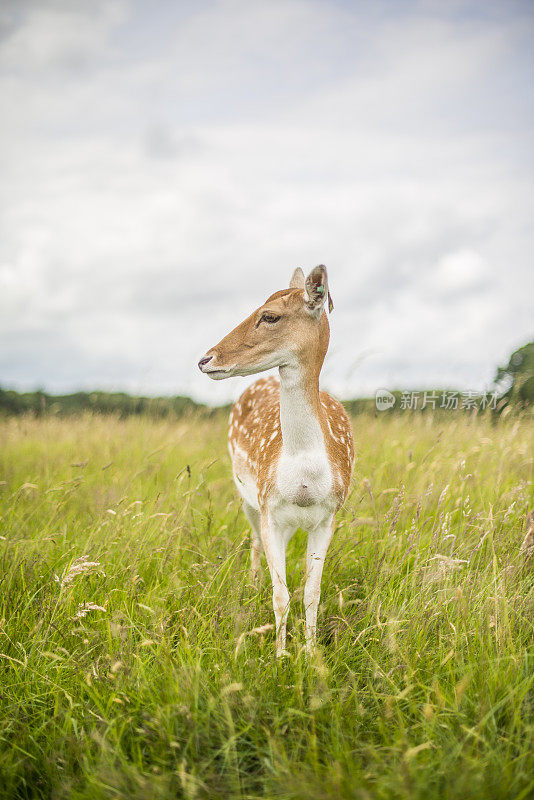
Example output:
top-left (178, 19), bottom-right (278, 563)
top-left (278, 361), bottom-right (324, 456)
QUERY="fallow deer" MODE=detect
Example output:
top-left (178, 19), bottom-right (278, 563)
top-left (198, 266), bottom-right (354, 655)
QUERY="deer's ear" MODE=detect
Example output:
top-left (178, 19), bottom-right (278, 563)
top-left (304, 264), bottom-right (333, 317)
top-left (289, 267), bottom-right (305, 289)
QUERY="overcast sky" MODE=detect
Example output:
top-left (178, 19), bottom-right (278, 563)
top-left (0, 0), bottom-right (533, 404)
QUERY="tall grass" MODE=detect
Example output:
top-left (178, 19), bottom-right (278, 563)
top-left (0, 411), bottom-right (532, 799)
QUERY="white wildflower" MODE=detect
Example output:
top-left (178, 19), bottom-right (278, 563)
top-left (72, 602), bottom-right (107, 619)
top-left (438, 485), bottom-right (450, 506)
top-left (57, 556), bottom-right (101, 586)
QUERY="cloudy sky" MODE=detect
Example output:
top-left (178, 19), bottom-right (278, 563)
top-left (0, 0), bottom-right (533, 404)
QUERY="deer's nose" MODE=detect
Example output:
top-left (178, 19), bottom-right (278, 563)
top-left (198, 355), bottom-right (213, 371)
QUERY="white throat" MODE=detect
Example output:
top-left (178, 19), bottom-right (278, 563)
top-left (278, 363), bottom-right (324, 455)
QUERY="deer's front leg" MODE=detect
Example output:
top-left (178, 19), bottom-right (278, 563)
top-left (260, 512), bottom-right (290, 656)
top-left (242, 501), bottom-right (262, 584)
top-left (304, 516), bottom-right (335, 654)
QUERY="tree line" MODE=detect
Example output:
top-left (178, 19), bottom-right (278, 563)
top-left (0, 389), bottom-right (211, 418)
top-left (1, 342), bottom-right (531, 418)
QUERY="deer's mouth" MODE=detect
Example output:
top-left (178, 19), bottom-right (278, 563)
top-left (204, 367), bottom-right (233, 380)
top-left (198, 353), bottom-right (235, 379)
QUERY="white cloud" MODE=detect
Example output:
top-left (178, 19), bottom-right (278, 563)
top-left (0, 1), bottom-right (127, 71)
top-left (0, 0), bottom-right (532, 402)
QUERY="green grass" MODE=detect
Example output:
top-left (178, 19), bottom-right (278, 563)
top-left (0, 410), bottom-right (532, 799)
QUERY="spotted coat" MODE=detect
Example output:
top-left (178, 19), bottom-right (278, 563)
top-left (228, 375), bottom-right (354, 511)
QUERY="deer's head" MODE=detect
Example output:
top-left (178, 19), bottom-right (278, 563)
top-left (198, 265), bottom-right (333, 380)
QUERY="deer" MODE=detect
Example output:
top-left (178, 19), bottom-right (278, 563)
top-left (198, 265), bottom-right (354, 656)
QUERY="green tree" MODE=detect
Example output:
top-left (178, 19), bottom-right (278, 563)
top-left (495, 341), bottom-right (534, 405)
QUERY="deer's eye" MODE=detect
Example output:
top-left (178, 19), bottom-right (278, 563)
top-left (261, 312), bottom-right (281, 324)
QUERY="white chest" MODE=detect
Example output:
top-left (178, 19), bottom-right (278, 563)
top-left (269, 445), bottom-right (334, 533)
top-left (275, 445), bottom-right (332, 506)
top-left (270, 366), bottom-right (336, 529)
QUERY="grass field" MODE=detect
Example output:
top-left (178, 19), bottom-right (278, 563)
top-left (0, 410), bottom-right (532, 799)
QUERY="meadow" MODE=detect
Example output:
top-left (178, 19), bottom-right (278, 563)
top-left (0, 410), bottom-right (532, 799)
